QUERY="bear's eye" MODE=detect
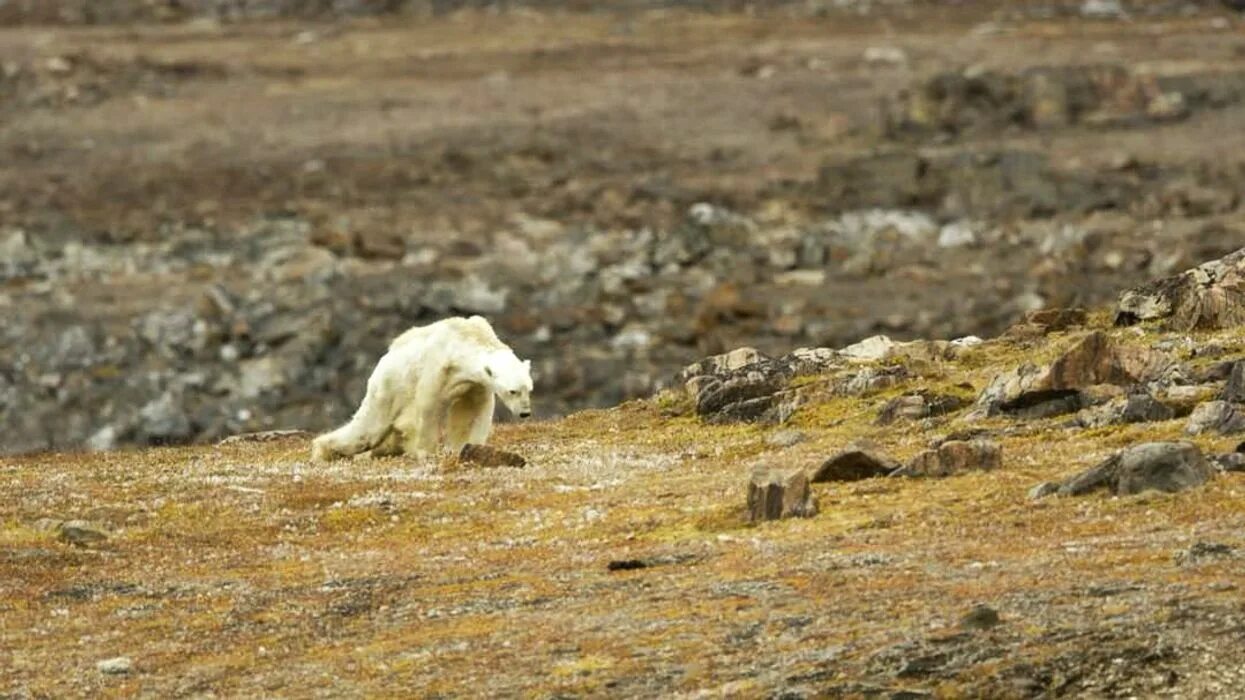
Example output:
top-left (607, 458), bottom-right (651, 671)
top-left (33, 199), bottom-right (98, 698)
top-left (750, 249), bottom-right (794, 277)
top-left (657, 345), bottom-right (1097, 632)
top-left (509, 390), bottom-right (519, 396)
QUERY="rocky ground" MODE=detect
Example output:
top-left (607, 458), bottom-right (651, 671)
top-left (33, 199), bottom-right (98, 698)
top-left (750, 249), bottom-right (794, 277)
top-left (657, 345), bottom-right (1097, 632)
top-left (2, 1), bottom-right (1245, 452)
top-left (6, 249), bottom-right (1245, 697)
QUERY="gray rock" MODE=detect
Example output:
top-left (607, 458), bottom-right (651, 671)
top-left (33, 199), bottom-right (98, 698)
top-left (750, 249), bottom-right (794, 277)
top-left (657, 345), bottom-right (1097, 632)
top-left (971, 331), bottom-right (1166, 419)
top-left (812, 448), bottom-right (901, 483)
top-left (766, 430), bottom-right (808, 449)
top-left (217, 429), bottom-right (312, 445)
top-left (691, 364), bottom-right (790, 423)
top-left (1057, 442), bottom-right (1215, 497)
top-left (426, 274), bottom-right (508, 314)
top-left (959, 604), bottom-right (1001, 631)
top-left (897, 440), bottom-right (1002, 478)
top-left (86, 425), bottom-right (121, 452)
top-left (678, 347), bottom-right (768, 386)
top-left (876, 391), bottom-right (969, 426)
top-left (841, 335), bottom-right (898, 362)
top-left (1185, 401), bottom-right (1245, 435)
top-left (1081, 0), bottom-right (1125, 18)
top-left (1116, 247), bottom-right (1245, 331)
top-left (1175, 541), bottom-right (1234, 566)
top-left (0, 228), bottom-right (38, 278)
top-left (138, 391), bottom-right (193, 444)
top-left (747, 466), bottom-right (818, 522)
top-left (1027, 481), bottom-right (1060, 500)
top-left (57, 520), bottom-right (110, 547)
top-left (96, 657), bottom-right (132, 675)
top-left (1076, 392), bottom-right (1175, 428)
top-left (1211, 452), bottom-right (1245, 472)
top-left (1221, 361), bottom-right (1245, 404)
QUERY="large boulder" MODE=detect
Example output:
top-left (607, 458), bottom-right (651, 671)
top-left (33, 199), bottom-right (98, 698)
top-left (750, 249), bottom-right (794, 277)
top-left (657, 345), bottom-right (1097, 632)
top-left (1055, 442), bottom-right (1215, 497)
top-left (747, 466), bottom-right (818, 522)
top-left (971, 331), bottom-right (1167, 419)
top-left (1115, 247), bottom-right (1245, 330)
top-left (812, 446), bottom-right (901, 482)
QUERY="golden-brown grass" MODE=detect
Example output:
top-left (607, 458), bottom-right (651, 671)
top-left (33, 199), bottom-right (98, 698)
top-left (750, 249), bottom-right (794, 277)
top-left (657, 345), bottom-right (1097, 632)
top-left (4, 319), bottom-right (1245, 696)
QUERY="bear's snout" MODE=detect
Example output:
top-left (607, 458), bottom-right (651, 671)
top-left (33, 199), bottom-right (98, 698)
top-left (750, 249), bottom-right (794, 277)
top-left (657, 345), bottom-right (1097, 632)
top-left (519, 410), bottom-right (531, 418)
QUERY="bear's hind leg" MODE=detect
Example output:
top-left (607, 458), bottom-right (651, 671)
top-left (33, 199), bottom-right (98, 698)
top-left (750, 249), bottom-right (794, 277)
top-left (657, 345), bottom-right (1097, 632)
top-left (311, 377), bottom-right (397, 461)
top-left (366, 428), bottom-right (404, 458)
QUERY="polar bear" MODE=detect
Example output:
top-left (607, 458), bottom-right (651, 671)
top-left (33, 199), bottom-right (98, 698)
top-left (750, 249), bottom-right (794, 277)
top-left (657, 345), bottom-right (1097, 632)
top-left (311, 315), bottom-right (533, 461)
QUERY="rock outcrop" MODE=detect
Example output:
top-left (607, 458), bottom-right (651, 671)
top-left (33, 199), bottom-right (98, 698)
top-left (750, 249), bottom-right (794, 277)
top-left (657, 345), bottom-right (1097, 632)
top-left (971, 331), bottom-right (1168, 419)
top-left (1115, 247), bottom-right (1245, 330)
top-left (1051, 442), bottom-right (1215, 497)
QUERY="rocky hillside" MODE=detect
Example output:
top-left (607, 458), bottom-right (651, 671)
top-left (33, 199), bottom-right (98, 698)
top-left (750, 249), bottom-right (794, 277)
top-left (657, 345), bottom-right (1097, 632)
top-left (4, 4), bottom-right (1245, 454)
top-left (5, 249), bottom-right (1245, 697)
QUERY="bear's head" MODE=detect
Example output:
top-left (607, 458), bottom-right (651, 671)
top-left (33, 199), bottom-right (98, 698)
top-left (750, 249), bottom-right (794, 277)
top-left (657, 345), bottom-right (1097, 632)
top-left (483, 350), bottom-right (534, 418)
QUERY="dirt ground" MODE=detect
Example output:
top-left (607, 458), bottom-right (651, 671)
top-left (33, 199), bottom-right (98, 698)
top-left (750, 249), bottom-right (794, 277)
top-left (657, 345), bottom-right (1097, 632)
top-left (5, 317), bottom-right (1245, 698)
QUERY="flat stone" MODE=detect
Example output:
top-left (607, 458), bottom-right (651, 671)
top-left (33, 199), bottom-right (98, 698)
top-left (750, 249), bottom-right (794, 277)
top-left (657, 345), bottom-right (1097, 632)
top-left (459, 444), bottom-right (526, 468)
top-left (218, 429), bottom-right (312, 445)
top-left (96, 657), bottom-right (133, 675)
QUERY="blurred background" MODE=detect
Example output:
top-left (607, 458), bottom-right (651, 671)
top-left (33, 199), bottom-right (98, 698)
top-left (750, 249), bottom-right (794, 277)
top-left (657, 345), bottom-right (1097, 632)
top-left (1, 0), bottom-right (1243, 453)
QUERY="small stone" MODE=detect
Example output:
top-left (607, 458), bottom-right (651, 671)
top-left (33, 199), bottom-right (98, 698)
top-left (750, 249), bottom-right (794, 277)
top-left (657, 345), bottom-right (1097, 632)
top-left (898, 440), bottom-right (1002, 478)
top-left (1175, 541), bottom-right (1234, 566)
top-left (1211, 452), bottom-right (1245, 472)
top-left (1081, 0), bottom-right (1125, 18)
top-left (218, 429), bottom-right (313, 445)
top-left (812, 448), bottom-right (900, 483)
top-left (876, 392), bottom-right (968, 426)
top-left (96, 657), bottom-right (132, 675)
top-left (459, 444), bottom-right (526, 468)
top-left (1221, 362), bottom-right (1245, 404)
top-left (747, 466), bottom-right (818, 522)
top-left (959, 604), bottom-right (1001, 631)
top-left (57, 520), bottom-right (110, 547)
top-left (862, 46), bottom-right (908, 66)
top-left (1076, 392), bottom-right (1175, 428)
top-left (1185, 401), bottom-right (1245, 435)
top-left (1027, 481), bottom-right (1060, 501)
top-left (766, 430), bottom-right (808, 449)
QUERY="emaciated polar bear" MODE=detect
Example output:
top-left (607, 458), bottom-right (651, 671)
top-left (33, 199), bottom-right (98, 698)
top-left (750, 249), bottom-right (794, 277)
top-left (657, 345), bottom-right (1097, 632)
top-left (311, 316), bottom-right (533, 461)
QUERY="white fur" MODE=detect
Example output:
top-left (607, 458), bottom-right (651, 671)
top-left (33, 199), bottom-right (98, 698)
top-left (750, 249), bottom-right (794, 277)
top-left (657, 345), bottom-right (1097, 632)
top-left (311, 316), bottom-right (533, 461)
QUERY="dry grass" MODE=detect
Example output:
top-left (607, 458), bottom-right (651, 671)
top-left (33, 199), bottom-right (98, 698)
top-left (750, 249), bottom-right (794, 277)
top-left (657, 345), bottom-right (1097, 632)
top-left (4, 319), bottom-right (1245, 696)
